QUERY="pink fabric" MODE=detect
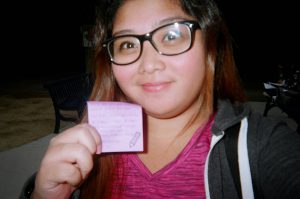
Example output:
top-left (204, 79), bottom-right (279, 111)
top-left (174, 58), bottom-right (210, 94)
top-left (111, 118), bottom-right (213, 198)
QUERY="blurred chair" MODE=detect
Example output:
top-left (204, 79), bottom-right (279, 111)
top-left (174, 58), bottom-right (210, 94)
top-left (44, 73), bottom-right (94, 133)
top-left (262, 82), bottom-right (280, 116)
top-left (263, 82), bottom-right (300, 132)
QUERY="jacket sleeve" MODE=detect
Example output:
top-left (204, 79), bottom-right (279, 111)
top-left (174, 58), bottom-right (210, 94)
top-left (252, 115), bottom-right (300, 199)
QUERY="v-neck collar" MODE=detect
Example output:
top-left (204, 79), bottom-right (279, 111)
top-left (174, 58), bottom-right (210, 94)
top-left (127, 117), bottom-right (213, 179)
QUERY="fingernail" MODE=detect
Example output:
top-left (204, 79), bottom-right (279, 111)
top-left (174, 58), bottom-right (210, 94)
top-left (96, 145), bottom-right (102, 154)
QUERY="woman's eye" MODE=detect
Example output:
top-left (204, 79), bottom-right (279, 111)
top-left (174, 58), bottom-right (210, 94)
top-left (163, 31), bottom-right (181, 42)
top-left (120, 42), bottom-right (135, 50)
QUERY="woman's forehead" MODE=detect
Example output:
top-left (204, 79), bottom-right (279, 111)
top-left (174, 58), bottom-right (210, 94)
top-left (112, 0), bottom-right (190, 34)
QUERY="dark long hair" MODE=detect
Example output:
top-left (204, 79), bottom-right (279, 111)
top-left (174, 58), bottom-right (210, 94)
top-left (79, 0), bottom-right (246, 198)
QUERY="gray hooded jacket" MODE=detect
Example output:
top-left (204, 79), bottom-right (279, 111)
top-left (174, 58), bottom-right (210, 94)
top-left (205, 100), bottom-right (300, 199)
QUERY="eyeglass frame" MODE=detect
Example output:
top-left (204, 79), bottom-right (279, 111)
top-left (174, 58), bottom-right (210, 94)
top-left (102, 20), bottom-right (201, 65)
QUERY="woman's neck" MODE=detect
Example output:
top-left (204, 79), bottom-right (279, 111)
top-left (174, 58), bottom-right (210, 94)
top-left (138, 105), bottom-right (211, 173)
top-left (145, 95), bottom-right (211, 141)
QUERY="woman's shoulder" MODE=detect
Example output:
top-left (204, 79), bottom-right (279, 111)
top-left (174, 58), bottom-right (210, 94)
top-left (215, 99), bottom-right (298, 140)
top-left (246, 104), bottom-right (298, 140)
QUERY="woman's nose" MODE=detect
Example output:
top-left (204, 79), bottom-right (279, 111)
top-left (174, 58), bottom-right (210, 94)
top-left (137, 41), bottom-right (166, 74)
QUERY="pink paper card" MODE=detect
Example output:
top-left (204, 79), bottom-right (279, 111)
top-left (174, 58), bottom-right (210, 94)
top-left (87, 101), bottom-right (144, 153)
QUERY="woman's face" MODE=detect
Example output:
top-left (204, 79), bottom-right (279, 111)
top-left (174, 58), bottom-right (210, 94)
top-left (112, 0), bottom-right (207, 119)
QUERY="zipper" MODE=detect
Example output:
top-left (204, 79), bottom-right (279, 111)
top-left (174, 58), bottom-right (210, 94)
top-left (204, 131), bottom-right (225, 199)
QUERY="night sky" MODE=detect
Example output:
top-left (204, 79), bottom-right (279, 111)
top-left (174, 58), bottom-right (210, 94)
top-left (218, 0), bottom-right (300, 86)
top-left (2, 1), bottom-right (299, 89)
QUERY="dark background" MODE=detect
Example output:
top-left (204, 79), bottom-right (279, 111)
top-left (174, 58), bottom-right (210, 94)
top-left (1, 1), bottom-right (96, 80)
top-left (217, 0), bottom-right (300, 88)
top-left (1, 0), bottom-right (299, 89)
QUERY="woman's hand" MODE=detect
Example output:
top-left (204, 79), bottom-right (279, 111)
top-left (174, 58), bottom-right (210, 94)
top-left (31, 123), bottom-right (101, 199)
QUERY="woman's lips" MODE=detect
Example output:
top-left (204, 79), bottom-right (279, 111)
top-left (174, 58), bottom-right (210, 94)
top-left (141, 82), bottom-right (171, 92)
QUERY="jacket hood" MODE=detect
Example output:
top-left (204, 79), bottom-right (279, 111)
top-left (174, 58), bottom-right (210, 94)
top-left (211, 100), bottom-right (251, 135)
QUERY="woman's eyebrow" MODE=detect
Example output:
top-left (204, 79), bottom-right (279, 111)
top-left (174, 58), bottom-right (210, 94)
top-left (112, 16), bottom-right (191, 36)
top-left (157, 16), bottom-right (190, 26)
top-left (113, 29), bottom-right (133, 37)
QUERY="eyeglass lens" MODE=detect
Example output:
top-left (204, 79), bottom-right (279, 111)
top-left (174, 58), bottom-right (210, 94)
top-left (108, 22), bottom-right (193, 65)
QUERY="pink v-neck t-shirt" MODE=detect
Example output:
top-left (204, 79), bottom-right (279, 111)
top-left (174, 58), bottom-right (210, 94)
top-left (111, 118), bottom-right (213, 198)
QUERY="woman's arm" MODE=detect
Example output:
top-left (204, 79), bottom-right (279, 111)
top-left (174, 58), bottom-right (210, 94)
top-left (257, 120), bottom-right (300, 199)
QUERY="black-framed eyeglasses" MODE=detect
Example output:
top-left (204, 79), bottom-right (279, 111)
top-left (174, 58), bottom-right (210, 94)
top-left (102, 20), bottom-right (200, 65)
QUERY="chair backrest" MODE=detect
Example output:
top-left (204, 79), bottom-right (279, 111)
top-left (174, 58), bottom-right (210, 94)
top-left (43, 73), bottom-right (94, 113)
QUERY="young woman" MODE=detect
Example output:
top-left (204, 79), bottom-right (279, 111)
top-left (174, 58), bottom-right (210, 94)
top-left (31, 0), bottom-right (300, 198)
